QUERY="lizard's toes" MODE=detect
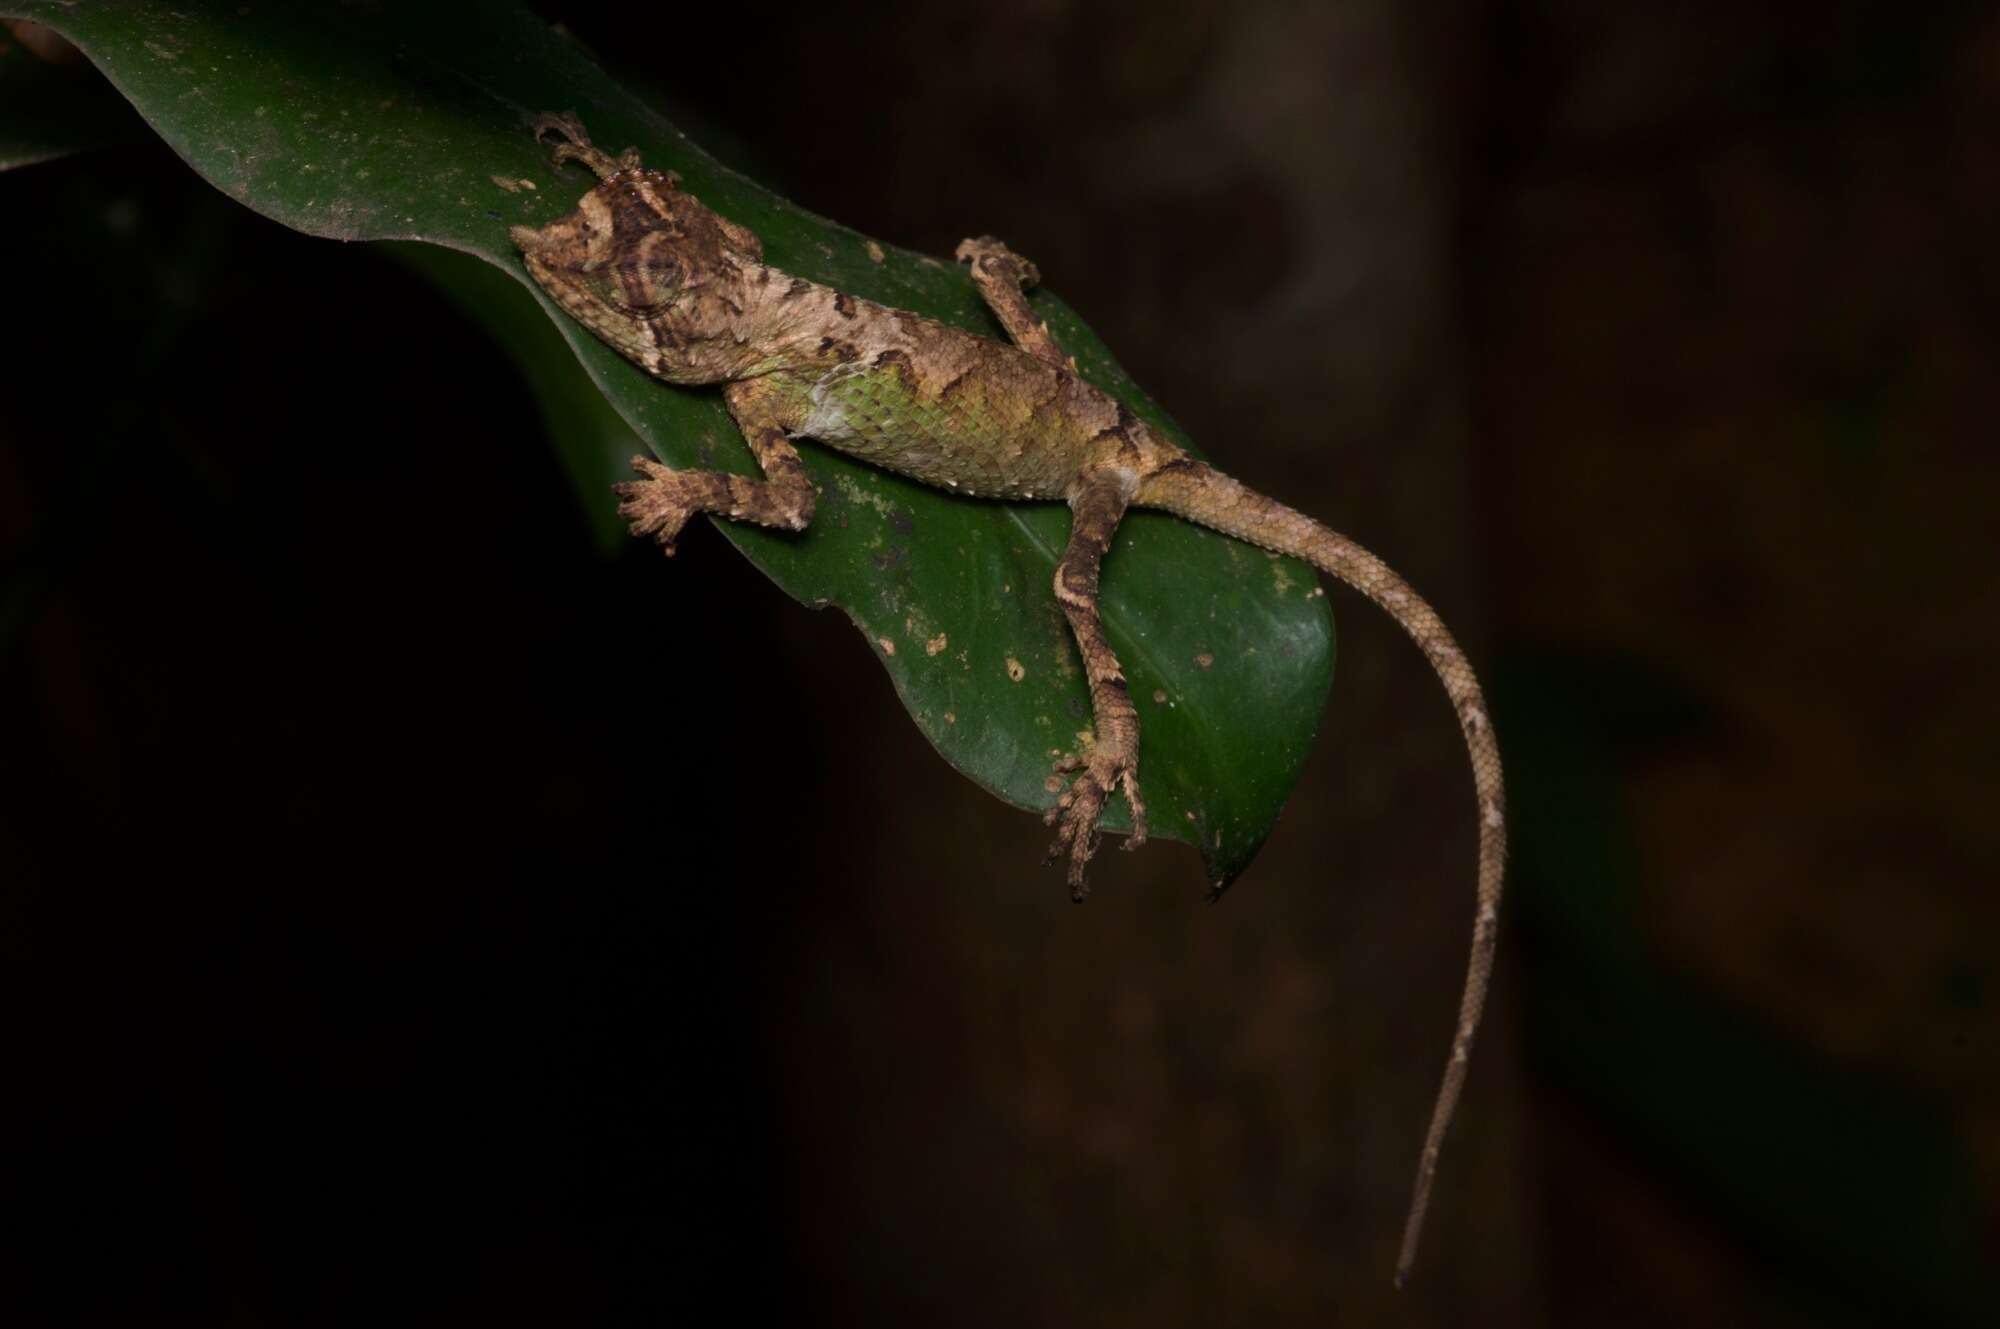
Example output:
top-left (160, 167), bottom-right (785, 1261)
top-left (529, 111), bottom-right (583, 144)
top-left (1043, 745), bottom-right (1145, 900)
top-left (955, 236), bottom-right (1042, 289)
top-left (625, 454), bottom-right (671, 480)
top-left (1045, 790), bottom-right (1105, 901)
top-left (613, 465), bottom-right (698, 556)
top-left (1118, 769), bottom-right (1148, 850)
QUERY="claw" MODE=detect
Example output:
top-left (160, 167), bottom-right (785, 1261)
top-left (613, 456), bottom-right (695, 556)
top-left (1121, 769), bottom-right (1148, 850)
top-left (955, 237), bottom-right (1042, 290)
top-left (528, 110), bottom-right (587, 145)
top-left (1042, 741), bottom-right (1143, 901)
top-left (529, 110), bottom-right (627, 181)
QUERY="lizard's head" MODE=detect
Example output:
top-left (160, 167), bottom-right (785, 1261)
top-left (511, 168), bottom-right (767, 383)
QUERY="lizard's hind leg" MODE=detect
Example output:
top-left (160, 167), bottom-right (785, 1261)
top-left (617, 380), bottom-right (816, 556)
top-left (956, 237), bottom-right (1077, 372)
top-left (530, 111), bottom-right (643, 182)
top-left (1046, 466), bottom-right (1148, 899)
top-left (957, 239), bottom-right (1146, 894)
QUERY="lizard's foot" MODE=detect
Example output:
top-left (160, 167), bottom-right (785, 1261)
top-left (955, 236), bottom-right (1042, 290)
top-left (1044, 738), bottom-right (1148, 902)
top-left (530, 111), bottom-right (641, 181)
top-left (613, 455), bottom-right (701, 556)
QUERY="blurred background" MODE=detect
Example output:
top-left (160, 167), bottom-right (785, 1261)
top-left (3, 1), bottom-right (1995, 1323)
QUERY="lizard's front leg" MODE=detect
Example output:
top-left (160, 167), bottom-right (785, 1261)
top-left (529, 111), bottom-right (643, 182)
top-left (616, 378), bottom-right (815, 555)
top-left (1047, 466), bottom-right (1149, 899)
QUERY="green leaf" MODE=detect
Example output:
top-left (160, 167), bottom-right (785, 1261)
top-left (0, 21), bottom-right (144, 169)
top-left (0, 0), bottom-right (1333, 886)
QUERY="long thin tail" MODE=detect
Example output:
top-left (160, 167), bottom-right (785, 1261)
top-left (1138, 459), bottom-right (1504, 1287)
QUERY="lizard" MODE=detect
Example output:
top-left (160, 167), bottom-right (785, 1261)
top-left (509, 112), bottom-right (1504, 1285)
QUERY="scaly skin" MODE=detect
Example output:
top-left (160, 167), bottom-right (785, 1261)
top-left (511, 113), bottom-right (1503, 1284)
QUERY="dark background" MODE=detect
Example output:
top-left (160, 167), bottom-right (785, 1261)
top-left (4, 2), bottom-right (1996, 1324)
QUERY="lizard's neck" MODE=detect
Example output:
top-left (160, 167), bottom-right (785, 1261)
top-left (739, 266), bottom-right (940, 378)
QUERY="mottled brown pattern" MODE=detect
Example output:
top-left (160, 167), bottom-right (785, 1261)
top-left (613, 378), bottom-right (815, 555)
top-left (925, 360), bottom-right (967, 398)
top-left (955, 235), bottom-right (1071, 370)
top-left (511, 113), bottom-right (1504, 1283)
top-left (1045, 466), bottom-right (1146, 896)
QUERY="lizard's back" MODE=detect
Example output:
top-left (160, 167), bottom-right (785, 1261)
top-left (751, 283), bottom-right (1158, 501)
